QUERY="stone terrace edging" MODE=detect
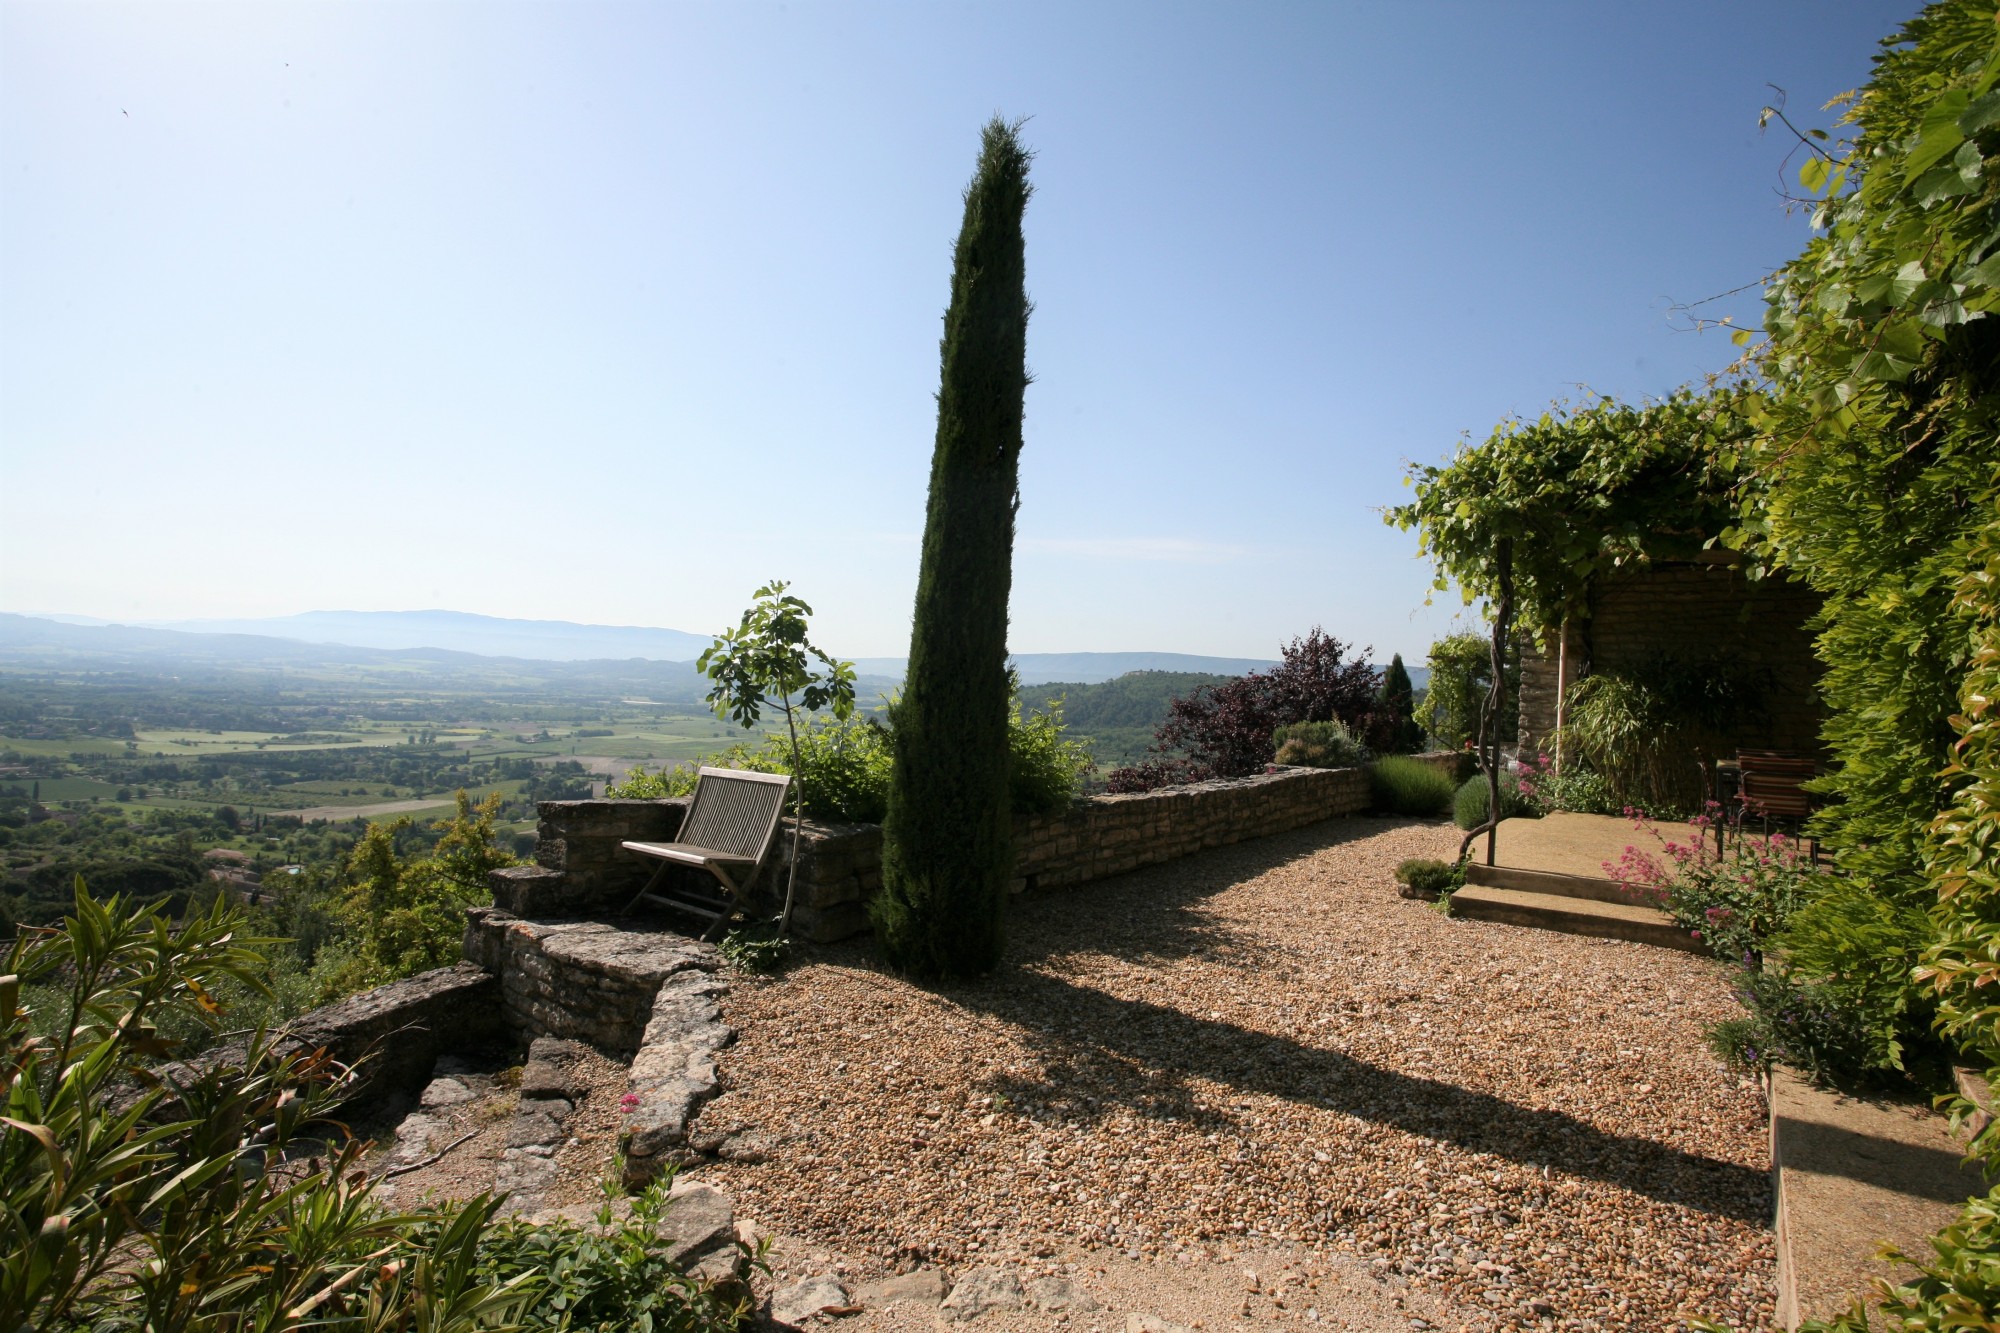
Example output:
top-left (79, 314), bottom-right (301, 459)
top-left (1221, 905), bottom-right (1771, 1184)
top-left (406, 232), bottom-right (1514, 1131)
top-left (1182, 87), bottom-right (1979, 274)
top-left (524, 752), bottom-right (1465, 944)
top-left (785, 754), bottom-right (1466, 941)
top-left (462, 908), bottom-right (720, 1056)
top-left (460, 907), bottom-right (738, 1183)
top-left (288, 961), bottom-right (504, 1106)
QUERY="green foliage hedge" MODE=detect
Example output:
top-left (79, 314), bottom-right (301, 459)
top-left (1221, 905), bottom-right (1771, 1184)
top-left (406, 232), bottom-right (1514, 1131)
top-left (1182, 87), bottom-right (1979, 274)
top-left (1738, 2), bottom-right (2000, 901)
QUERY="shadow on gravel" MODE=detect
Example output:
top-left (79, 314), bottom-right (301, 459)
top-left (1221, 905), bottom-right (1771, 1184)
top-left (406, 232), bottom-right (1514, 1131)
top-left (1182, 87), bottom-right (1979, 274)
top-left (914, 816), bottom-right (1772, 1225)
top-left (957, 968), bottom-right (1771, 1224)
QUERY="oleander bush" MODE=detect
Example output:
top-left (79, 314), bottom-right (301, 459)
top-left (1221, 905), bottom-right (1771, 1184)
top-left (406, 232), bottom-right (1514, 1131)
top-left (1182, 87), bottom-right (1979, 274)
top-left (0, 882), bottom-right (752, 1333)
top-left (1370, 756), bottom-right (1456, 816)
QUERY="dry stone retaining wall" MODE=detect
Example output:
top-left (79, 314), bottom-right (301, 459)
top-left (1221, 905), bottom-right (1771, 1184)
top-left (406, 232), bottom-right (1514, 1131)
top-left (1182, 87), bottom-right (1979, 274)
top-left (521, 756), bottom-right (1462, 943)
top-left (462, 907), bottom-right (719, 1056)
top-left (286, 961), bottom-right (504, 1106)
top-left (527, 798), bottom-right (690, 915)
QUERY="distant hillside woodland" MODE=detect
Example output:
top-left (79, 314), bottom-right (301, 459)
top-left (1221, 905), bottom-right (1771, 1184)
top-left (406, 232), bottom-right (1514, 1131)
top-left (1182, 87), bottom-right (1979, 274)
top-left (1017, 671), bottom-right (1236, 767)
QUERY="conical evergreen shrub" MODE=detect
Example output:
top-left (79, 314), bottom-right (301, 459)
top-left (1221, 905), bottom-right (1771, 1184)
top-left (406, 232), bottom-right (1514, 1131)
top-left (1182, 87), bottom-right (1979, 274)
top-left (873, 118), bottom-right (1033, 979)
top-left (1379, 652), bottom-right (1425, 753)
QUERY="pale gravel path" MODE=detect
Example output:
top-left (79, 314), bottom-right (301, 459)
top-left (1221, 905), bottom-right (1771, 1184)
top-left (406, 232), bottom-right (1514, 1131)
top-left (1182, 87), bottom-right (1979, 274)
top-left (694, 816), bottom-right (1774, 1332)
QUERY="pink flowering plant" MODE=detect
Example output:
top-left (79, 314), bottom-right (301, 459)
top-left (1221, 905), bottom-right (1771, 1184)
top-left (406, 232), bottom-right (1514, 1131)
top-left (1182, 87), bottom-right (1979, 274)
top-left (1602, 805), bottom-right (1824, 963)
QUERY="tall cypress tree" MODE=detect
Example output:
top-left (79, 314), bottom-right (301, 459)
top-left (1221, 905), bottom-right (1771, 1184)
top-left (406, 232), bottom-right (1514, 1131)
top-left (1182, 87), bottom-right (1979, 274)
top-left (873, 118), bottom-right (1033, 979)
top-left (1379, 653), bottom-right (1423, 753)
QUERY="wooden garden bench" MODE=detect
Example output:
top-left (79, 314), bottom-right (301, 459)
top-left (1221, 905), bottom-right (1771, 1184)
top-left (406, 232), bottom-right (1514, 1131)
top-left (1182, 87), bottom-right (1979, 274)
top-left (621, 767), bottom-right (791, 940)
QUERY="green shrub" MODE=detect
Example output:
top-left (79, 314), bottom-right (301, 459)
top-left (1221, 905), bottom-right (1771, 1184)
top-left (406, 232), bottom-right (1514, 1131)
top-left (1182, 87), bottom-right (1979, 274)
top-left (1515, 755), bottom-right (1619, 815)
top-left (1453, 772), bottom-right (1531, 830)
top-left (1272, 719), bottom-right (1369, 769)
top-left (1607, 819), bottom-right (1944, 1089)
top-left (1394, 857), bottom-right (1463, 900)
top-left (609, 715), bottom-right (893, 823)
top-left (475, 1179), bottom-right (755, 1331)
top-left (1370, 756), bottom-right (1455, 816)
top-left (1776, 878), bottom-right (1944, 1086)
top-left (1703, 969), bottom-right (1884, 1087)
top-left (1008, 694), bottom-right (1095, 815)
top-left (311, 791), bottom-right (519, 1004)
top-left (718, 924), bottom-right (792, 975)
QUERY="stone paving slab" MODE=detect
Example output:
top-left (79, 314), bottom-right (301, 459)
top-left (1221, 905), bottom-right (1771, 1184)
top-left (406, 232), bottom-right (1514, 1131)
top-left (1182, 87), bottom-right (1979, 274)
top-left (1772, 1068), bottom-right (1991, 1329)
top-left (1487, 811), bottom-right (1706, 882)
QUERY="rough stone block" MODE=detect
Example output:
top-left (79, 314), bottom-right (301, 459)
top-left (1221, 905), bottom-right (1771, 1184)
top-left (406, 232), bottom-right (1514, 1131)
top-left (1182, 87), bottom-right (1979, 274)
top-left (489, 865), bottom-right (567, 916)
top-left (289, 962), bottom-right (502, 1108)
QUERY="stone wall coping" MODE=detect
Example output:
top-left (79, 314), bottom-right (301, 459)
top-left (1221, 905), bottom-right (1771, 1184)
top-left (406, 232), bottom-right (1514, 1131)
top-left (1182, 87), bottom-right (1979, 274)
top-left (533, 753), bottom-right (1461, 833)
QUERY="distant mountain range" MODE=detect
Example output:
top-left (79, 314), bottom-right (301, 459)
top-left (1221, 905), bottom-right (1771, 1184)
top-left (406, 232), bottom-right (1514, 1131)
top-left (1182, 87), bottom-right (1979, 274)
top-left (16, 611), bottom-right (1285, 684)
top-left (54, 609), bottom-right (719, 663)
top-left (4, 611), bottom-right (1421, 687)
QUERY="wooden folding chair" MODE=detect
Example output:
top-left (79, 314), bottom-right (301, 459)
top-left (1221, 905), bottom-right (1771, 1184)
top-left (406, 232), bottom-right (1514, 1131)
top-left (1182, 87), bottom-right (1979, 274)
top-left (621, 767), bottom-right (791, 940)
top-left (1733, 748), bottom-right (1820, 861)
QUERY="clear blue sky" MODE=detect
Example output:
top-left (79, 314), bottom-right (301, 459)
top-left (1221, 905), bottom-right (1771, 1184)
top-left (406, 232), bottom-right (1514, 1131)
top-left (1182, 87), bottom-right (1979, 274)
top-left (0, 1), bottom-right (1917, 661)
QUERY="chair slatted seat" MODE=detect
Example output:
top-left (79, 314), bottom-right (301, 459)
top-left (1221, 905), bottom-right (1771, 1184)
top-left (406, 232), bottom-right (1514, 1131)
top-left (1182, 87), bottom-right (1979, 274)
top-left (622, 767), bottom-right (790, 940)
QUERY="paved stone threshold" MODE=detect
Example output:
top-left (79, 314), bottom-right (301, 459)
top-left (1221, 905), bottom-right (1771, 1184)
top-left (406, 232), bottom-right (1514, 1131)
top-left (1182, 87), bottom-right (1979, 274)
top-left (1771, 1068), bottom-right (1990, 1329)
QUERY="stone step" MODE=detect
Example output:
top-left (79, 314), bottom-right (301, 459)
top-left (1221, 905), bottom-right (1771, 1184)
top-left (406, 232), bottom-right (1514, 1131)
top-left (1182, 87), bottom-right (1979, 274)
top-left (1463, 860), bottom-right (1657, 907)
top-left (1771, 1068), bottom-right (1991, 1328)
top-left (1450, 884), bottom-right (1703, 952)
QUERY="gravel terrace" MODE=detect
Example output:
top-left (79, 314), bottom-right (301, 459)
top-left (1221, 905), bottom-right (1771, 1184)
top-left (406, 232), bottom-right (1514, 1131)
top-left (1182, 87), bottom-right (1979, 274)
top-left (694, 815), bottom-right (1773, 1332)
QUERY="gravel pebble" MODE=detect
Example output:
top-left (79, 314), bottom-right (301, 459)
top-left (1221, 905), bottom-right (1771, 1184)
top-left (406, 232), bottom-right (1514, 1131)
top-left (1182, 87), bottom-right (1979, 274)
top-left (702, 816), bottom-right (1773, 1331)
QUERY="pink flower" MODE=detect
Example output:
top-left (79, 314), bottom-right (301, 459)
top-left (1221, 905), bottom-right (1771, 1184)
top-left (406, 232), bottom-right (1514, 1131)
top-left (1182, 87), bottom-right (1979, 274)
top-left (620, 1093), bottom-right (640, 1113)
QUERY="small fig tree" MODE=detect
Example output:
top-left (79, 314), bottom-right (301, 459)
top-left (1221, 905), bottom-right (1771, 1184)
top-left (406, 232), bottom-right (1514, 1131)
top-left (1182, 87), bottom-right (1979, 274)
top-left (698, 580), bottom-right (857, 934)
